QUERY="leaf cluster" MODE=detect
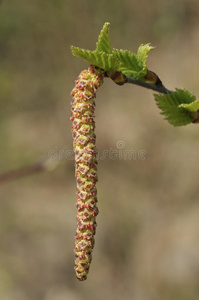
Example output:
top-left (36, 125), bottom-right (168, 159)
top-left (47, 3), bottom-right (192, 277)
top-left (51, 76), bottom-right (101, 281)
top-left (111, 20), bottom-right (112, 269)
top-left (71, 22), bottom-right (199, 127)
top-left (71, 22), bottom-right (153, 80)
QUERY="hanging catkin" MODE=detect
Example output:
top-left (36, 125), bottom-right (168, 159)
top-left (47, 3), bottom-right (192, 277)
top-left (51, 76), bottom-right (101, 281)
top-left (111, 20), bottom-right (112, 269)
top-left (71, 65), bottom-right (104, 280)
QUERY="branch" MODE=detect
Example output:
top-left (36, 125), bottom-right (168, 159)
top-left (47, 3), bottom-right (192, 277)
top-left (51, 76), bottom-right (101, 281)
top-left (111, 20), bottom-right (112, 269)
top-left (0, 159), bottom-right (59, 184)
top-left (107, 70), bottom-right (173, 94)
top-left (125, 76), bottom-right (173, 94)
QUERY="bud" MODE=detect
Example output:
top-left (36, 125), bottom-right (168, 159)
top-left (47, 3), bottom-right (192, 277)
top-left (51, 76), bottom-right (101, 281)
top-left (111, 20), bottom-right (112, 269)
top-left (145, 69), bottom-right (162, 86)
top-left (71, 65), bottom-right (104, 280)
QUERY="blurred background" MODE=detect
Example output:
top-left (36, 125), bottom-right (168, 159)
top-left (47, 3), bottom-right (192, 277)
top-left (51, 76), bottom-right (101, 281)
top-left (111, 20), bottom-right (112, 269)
top-left (1, 0), bottom-right (199, 299)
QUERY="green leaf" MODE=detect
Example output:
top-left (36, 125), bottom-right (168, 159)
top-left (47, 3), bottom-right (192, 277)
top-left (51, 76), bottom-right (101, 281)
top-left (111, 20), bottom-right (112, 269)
top-left (71, 46), bottom-right (120, 71)
top-left (137, 44), bottom-right (154, 71)
top-left (179, 100), bottom-right (199, 113)
top-left (112, 44), bottom-right (154, 80)
top-left (112, 49), bottom-right (142, 78)
top-left (154, 89), bottom-right (196, 126)
top-left (96, 22), bottom-right (112, 54)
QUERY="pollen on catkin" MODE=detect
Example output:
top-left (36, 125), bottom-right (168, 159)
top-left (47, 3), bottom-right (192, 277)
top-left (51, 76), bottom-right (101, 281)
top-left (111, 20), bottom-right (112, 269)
top-left (70, 65), bottom-right (104, 281)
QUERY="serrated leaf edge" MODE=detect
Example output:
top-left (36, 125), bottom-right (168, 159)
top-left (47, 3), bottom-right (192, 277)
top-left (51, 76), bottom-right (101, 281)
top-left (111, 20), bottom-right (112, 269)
top-left (96, 22), bottom-right (112, 54)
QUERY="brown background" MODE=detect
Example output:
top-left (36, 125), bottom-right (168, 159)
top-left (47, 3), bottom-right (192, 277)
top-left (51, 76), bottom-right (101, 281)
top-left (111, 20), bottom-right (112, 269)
top-left (1, 1), bottom-right (199, 299)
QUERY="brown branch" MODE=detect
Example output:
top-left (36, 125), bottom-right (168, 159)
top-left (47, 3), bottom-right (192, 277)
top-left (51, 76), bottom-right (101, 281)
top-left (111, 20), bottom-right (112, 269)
top-left (125, 76), bottom-right (173, 94)
top-left (0, 159), bottom-right (59, 184)
top-left (106, 70), bottom-right (173, 94)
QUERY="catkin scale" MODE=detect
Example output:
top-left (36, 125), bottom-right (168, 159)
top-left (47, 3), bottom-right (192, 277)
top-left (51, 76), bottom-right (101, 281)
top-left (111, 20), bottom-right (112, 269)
top-left (71, 65), bottom-right (104, 281)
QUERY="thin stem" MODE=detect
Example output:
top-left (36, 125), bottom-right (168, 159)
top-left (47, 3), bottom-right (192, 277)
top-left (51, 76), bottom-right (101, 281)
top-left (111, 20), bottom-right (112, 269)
top-left (126, 76), bottom-right (173, 94)
top-left (0, 159), bottom-right (59, 184)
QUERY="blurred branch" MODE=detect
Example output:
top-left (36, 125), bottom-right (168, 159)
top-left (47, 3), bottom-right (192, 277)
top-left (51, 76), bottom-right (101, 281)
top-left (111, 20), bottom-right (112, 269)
top-left (0, 159), bottom-right (59, 184)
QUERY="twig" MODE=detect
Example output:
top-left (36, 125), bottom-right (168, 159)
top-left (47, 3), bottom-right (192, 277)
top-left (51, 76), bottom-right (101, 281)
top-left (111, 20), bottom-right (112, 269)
top-left (0, 159), bottom-right (59, 184)
top-left (125, 76), bottom-right (173, 94)
top-left (106, 70), bottom-right (173, 94)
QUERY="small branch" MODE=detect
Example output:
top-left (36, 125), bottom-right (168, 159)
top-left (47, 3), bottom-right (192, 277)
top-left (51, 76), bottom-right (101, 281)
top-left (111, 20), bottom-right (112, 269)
top-left (0, 159), bottom-right (59, 184)
top-left (106, 70), bottom-right (173, 94)
top-left (125, 76), bottom-right (173, 94)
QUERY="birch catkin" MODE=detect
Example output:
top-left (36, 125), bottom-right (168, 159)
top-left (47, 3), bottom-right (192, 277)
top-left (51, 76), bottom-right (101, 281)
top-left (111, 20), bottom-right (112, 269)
top-left (71, 65), bottom-right (104, 281)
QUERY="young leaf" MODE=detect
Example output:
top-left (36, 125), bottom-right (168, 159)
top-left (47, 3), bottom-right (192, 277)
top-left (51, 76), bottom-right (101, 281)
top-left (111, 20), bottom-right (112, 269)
top-left (96, 22), bottom-right (112, 54)
top-left (154, 89), bottom-right (196, 126)
top-left (179, 100), bottom-right (199, 113)
top-left (71, 46), bottom-right (120, 71)
top-left (137, 44), bottom-right (154, 71)
top-left (112, 44), bottom-right (154, 80)
top-left (112, 49), bottom-right (143, 78)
